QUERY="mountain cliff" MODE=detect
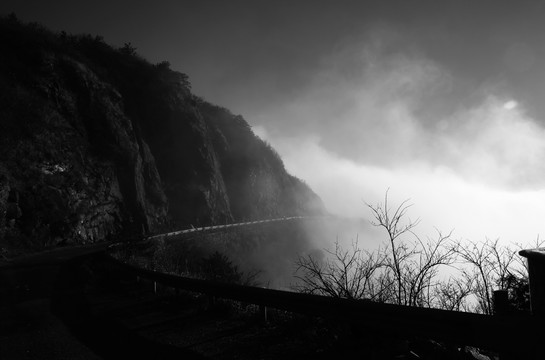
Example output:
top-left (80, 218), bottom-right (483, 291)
top-left (0, 15), bottom-right (325, 255)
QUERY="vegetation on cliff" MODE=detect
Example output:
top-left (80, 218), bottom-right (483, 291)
top-left (0, 14), bottom-right (325, 256)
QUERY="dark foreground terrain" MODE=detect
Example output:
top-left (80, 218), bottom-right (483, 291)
top-left (0, 246), bottom-right (499, 360)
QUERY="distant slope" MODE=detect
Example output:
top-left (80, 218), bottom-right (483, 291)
top-left (0, 14), bottom-right (326, 255)
top-left (200, 101), bottom-right (325, 220)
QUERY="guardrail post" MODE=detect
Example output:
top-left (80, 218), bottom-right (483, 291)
top-left (518, 248), bottom-right (545, 360)
top-left (493, 290), bottom-right (517, 360)
top-left (493, 290), bottom-right (509, 315)
top-left (153, 281), bottom-right (157, 294)
top-left (519, 249), bottom-right (545, 316)
top-left (259, 305), bottom-right (268, 323)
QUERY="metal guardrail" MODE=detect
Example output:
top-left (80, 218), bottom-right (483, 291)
top-left (106, 221), bottom-right (545, 360)
top-left (8, 217), bottom-right (542, 358)
top-left (145, 216), bottom-right (315, 240)
top-left (106, 253), bottom-right (541, 359)
top-left (104, 220), bottom-right (545, 359)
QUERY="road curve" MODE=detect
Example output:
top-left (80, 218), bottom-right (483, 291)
top-left (145, 216), bottom-right (323, 241)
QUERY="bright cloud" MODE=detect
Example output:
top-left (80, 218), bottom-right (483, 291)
top-left (503, 100), bottom-right (518, 110)
top-left (257, 130), bottom-right (545, 246)
top-left (252, 38), bottom-right (545, 247)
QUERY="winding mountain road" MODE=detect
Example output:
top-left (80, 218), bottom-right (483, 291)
top-left (145, 216), bottom-right (317, 240)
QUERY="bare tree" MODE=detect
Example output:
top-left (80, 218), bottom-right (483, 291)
top-left (293, 190), bottom-right (540, 314)
top-left (453, 238), bottom-right (528, 314)
top-left (434, 277), bottom-right (473, 312)
top-left (366, 191), bottom-right (419, 304)
top-left (367, 191), bottom-right (457, 306)
top-left (295, 191), bottom-right (457, 307)
top-left (294, 239), bottom-right (386, 300)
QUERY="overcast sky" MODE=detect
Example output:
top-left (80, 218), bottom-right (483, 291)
top-left (6, 0), bottom-right (545, 246)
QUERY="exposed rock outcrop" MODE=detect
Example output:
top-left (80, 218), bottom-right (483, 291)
top-left (201, 102), bottom-right (325, 220)
top-left (0, 16), bottom-right (325, 255)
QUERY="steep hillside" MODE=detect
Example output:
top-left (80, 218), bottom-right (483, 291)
top-left (200, 102), bottom-right (325, 220)
top-left (0, 15), bottom-right (325, 256)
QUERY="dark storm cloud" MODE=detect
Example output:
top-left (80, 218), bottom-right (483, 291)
top-left (6, 0), bottom-right (545, 121)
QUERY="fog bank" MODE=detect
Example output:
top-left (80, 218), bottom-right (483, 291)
top-left (253, 34), bottom-right (545, 246)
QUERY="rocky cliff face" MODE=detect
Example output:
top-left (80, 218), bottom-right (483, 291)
top-left (0, 16), bottom-right (325, 256)
top-left (200, 102), bottom-right (325, 220)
